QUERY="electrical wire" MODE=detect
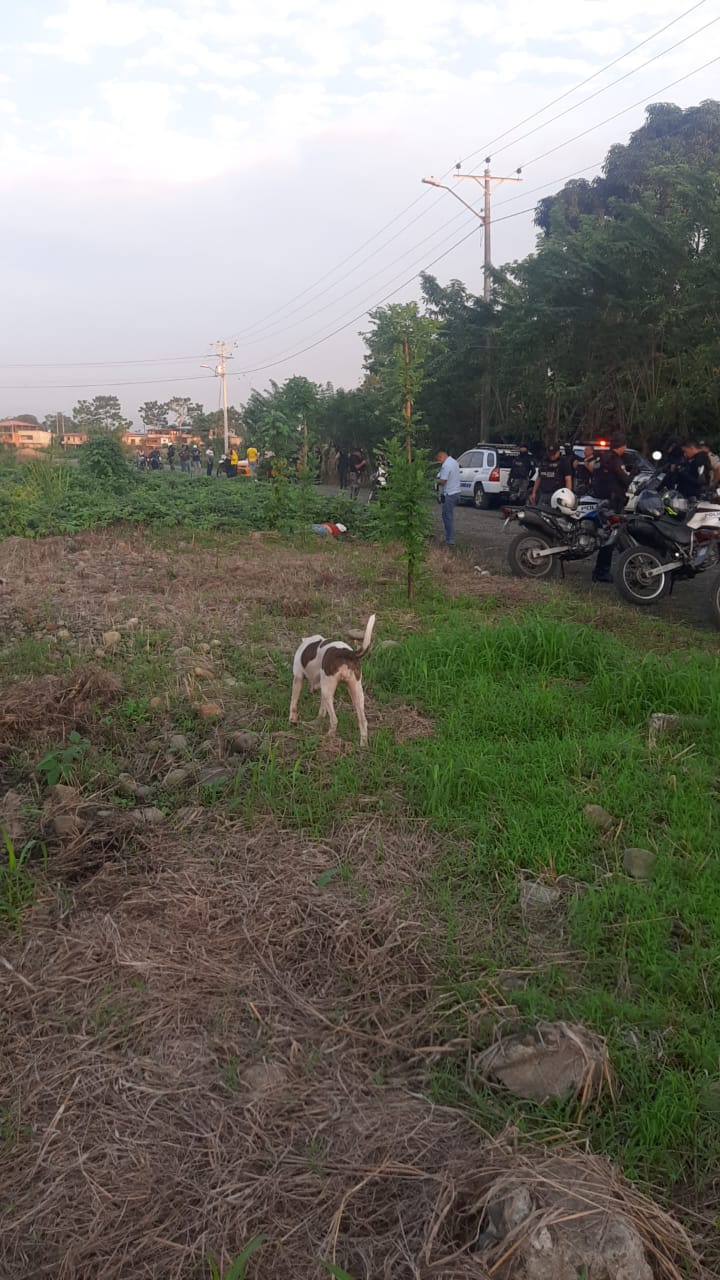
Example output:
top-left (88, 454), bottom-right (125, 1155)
top-left (458, 0), bottom-right (709, 166)
top-left (238, 160), bottom-right (605, 353)
top-left (227, 0), bottom-right (711, 341)
top-left (490, 12), bottom-right (720, 166)
top-left (520, 52), bottom-right (720, 168)
top-left (0, 374), bottom-right (217, 392)
top-left (0, 354), bottom-right (206, 370)
top-left (236, 201), bottom-right (541, 378)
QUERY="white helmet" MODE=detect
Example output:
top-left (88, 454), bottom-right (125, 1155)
top-left (551, 487), bottom-right (577, 513)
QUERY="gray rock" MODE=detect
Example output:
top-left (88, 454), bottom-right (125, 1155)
top-left (117, 773), bottom-right (152, 801)
top-left (380, 639), bottom-right (399, 649)
top-left (56, 628), bottom-right (71, 640)
top-left (0, 789), bottom-right (26, 846)
top-left (346, 627), bottom-right (366, 641)
top-left (168, 733), bottom-right (188, 752)
top-left (197, 764), bottom-right (234, 787)
top-left (648, 711), bottom-right (681, 749)
top-left (519, 878), bottom-right (562, 914)
top-left (227, 730), bottom-right (261, 757)
top-left (102, 629), bottom-right (122, 648)
top-left (223, 676), bottom-right (238, 688)
top-left (163, 766), bottom-right (194, 788)
top-left (583, 803), bottom-right (615, 831)
top-left (123, 617), bottom-right (140, 630)
top-left (132, 806), bottom-right (165, 825)
top-left (476, 1020), bottom-right (607, 1103)
top-left (479, 1156), bottom-right (654, 1280)
top-left (623, 847), bottom-right (656, 880)
top-left (173, 646), bottom-right (193, 659)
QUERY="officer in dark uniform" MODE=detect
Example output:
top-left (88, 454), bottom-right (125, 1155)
top-left (529, 443), bottom-right (573, 507)
top-left (677, 440), bottom-right (711, 500)
top-left (508, 443), bottom-right (534, 503)
top-left (573, 444), bottom-right (596, 497)
top-left (591, 435), bottom-right (631, 582)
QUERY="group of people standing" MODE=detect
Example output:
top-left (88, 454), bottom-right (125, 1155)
top-left (435, 436), bottom-right (720, 581)
top-left (136, 442), bottom-right (259, 478)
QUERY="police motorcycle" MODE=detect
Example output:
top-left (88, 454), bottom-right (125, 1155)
top-left (504, 486), bottom-right (621, 580)
top-left (614, 485), bottom-right (720, 628)
top-left (367, 459), bottom-right (387, 504)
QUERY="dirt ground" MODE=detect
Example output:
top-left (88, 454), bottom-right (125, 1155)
top-left (0, 530), bottom-right (711, 1280)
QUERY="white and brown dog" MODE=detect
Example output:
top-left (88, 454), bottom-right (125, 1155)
top-left (289, 614), bottom-right (376, 746)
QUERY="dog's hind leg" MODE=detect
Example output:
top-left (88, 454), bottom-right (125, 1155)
top-left (348, 677), bottom-right (369, 747)
top-left (319, 675), bottom-right (339, 737)
top-left (289, 674), bottom-right (304, 723)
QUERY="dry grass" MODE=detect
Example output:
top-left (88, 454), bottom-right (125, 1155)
top-left (0, 667), bottom-right (122, 740)
top-left (0, 530), bottom-right (709, 1278)
top-left (0, 816), bottom-right (699, 1280)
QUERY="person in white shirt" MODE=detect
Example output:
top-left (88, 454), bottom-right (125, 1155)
top-left (436, 450), bottom-right (462, 546)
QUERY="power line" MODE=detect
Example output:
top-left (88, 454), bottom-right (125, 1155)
top-left (521, 52), bottom-right (720, 168)
top-left (0, 354), bottom-right (206, 370)
top-left (237, 161), bottom-right (603, 358)
top-left (228, 0), bottom-right (711, 341)
top-left (0, 374), bottom-right (217, 392)
top-left (236, 202), bottom-right (542, 378)
top-left (458, 0), bottom-right (709, 166)
top-left (490, 12), bottom-right (720, 165)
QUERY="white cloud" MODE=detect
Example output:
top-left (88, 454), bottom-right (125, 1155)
top-left (27, 0), bottom-right (151, 61)
top-left (0, 98), bottom-right (18, 115)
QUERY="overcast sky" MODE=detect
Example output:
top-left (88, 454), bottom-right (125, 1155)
top-left (1, 0), bottom-right (718, 423)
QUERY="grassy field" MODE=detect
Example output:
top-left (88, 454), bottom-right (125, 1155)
top-left (0, 526), bottom-right (718, 1277)
top-left (0, 448), bottom-right (370, 538)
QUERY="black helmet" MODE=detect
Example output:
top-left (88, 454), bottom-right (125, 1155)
top-left (636, 490), bottom-right (664, 519)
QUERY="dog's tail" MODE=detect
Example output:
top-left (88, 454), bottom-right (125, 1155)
top-left (357, 613), bottom-right (376, 657)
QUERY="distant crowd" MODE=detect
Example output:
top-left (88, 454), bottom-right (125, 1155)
top-left (135, 442), bottom-right (259, 477)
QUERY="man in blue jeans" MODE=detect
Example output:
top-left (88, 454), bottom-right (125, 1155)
top-left (436, 450), bottom-right (462, 546)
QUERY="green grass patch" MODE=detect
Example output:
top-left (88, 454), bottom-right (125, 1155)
top-left (206, 604), bottom-right (720, 1191)
top-left (0, 463), bottom-right (372, 539)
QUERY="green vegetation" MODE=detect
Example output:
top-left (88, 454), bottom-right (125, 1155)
top-left (198, 597), bottom-right (720, 1190)
top-left (0, 456), bottom-right (370, 539)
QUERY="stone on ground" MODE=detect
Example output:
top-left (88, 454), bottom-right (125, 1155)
top-left (476, 1020), bottom-right (607, 1103)
top-left (623, 847), bottom-right (656, 880)
top-left (583, 803), bottom-right (615, 831)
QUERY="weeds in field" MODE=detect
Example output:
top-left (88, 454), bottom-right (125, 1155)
top-left (0, 833), bottom-right (39, 928)
top-left (37, 730), bottom-right (90, 787)
top-left (208, 1236), bottom-right (267, 1279)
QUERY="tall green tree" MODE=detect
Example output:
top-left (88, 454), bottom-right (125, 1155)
top-left (72, 396), bottom-right (131, 434)
top-left (138, 400), bottom-right (169, 430)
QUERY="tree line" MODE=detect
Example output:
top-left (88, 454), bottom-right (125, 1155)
top-left (8, 100), bottom-right (719, 459)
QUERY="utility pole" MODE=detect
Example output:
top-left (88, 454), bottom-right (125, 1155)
top-left (202, 341), bottom-right (237, 455)
top-left (422, 162), bottom-right (521, 433)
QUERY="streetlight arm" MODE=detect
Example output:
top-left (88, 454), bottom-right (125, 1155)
top-left (421, 177), bottom-right (483, 222)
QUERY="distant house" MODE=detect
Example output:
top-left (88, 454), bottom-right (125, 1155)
top-left (0, 421), bottom-right (88, 450)
top-left (0, 420), bottom-right (53, 450)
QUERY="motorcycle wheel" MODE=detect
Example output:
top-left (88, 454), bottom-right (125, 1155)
top-left (508, 530), bottom-right (560, 580)
top-left (615, 546), bottom-right (670, 605)
top-left (706, 571), bottom-right (720, 631)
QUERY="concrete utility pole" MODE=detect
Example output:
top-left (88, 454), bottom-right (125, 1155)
top-left (202, 341), bottom-right (237, 455)
top-left (422, 162), bottom-right (521, 433)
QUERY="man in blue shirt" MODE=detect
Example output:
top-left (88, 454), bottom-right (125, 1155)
top-left (436, 450), bottom-right (462, 546)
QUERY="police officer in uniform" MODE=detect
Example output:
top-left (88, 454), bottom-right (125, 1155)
top-left (591, 435), bottom-right (630, 583)
top-left (677, 440), bottom-right (711, 500)
top-left (529, 443), bottom-right (573, 507)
